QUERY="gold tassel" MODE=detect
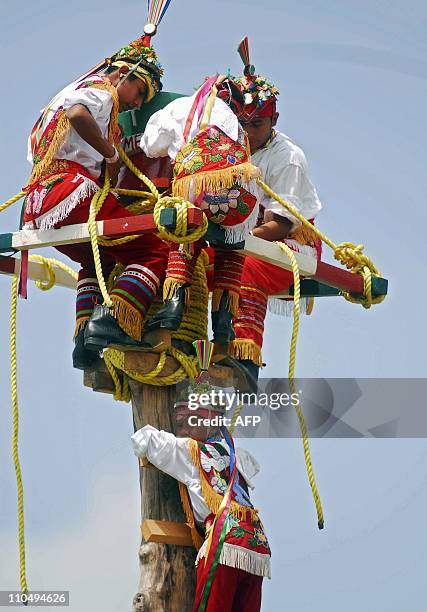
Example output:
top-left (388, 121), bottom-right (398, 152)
top-left (73, 316), bottom-right (90, 339)
top-left (230, 339), bottom-right (263, 366)
top-left (178, 482), bottom-right (205, 550)
top-left (211, 288), bottom-right (240, 316)
top-left (289, 222), bottom-right (318, 247)
top-left (28, 112), bottom-right (71, 184)
top-left (187, 440), bottom-right (260, 523)
top-left (111, 296), bottom-right (142, 341)
top-left (162, 277), bottom-right (190, 303)
top-left (172, 163), bottom-right (260, 201)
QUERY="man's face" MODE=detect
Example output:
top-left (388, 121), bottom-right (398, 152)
top-left (175, 407), bottom-right (223, 440)
top-left (241, 114), bottom-right (278, 154)
top-left (117, 77), bottom-right (147, 112)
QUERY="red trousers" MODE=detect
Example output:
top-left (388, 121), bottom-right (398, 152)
top-left (234, 256), bottom-right (295, 352)
top-left (194, 563), bottom-right (263, 612)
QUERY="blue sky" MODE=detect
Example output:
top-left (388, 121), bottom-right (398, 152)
top-left (1, 1), bottom-right (427, 610)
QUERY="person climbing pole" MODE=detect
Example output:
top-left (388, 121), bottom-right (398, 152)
top-left (230, 37), bottom-right (323, 385)
top-left (22, 31), bottom-right (171, 369)
top-left (131, 396), bottom-right (271, 612)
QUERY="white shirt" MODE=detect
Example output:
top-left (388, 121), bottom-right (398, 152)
top-left (141, 94), bottom-right (239, 160)
top-left (27, 76), bottom-right (114, 179)
top-left (253, 131), bottom-right (322, 229)
top-left (131, 425), bottom-right (260, 525)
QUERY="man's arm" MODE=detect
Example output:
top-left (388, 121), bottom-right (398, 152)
top-left (131, 425), bottom-right (196, 484)
top-left (66, 104), bottom-right (115, 158)
top-left (66, 104), bottom-right (121, 184)
top-left (252, 212), bottom-right (292, 242)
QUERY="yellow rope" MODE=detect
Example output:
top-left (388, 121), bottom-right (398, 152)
top-left (257, 178), bottom-right (385, 309)
top-left (229, 403), bottom-right (243, 435)
top-left (10, 275), bottom-right (28, 597)
top-left (276, 242), bottom-right (324, 528)
top-left (8, 255), bottom-right (78, 597)
top-left (0, 191), bottom-right (26, 212)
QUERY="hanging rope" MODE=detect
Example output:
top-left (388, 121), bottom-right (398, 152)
top-left (8, 256), bottom-right (78, 598)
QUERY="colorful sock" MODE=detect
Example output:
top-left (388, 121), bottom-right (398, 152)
top-left (110, 264), bottom-right (161, 340)
top-left (75, 274), bottom-right (102, 337)
top-left (212, 249), bottom-right (245, 316)
top-left (163, 242), bottom-right (203, 302)
top-left (231, 285), bottom-right (267, 365)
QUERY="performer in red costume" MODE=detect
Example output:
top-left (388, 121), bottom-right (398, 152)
top-left (131, 398), bottom-right (270, 612)
top-left (231, 38), bottom-right (323, 384)
top-left (22, 30), bottom-right (170, 369)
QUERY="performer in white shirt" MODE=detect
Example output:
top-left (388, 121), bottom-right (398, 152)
top-left (229, 38), bottom-right (323, 384)
top-left (131, 398), bottom-right (270, 611)
top-left (22, 32), bottom-right (171, 367)
top-left (140, 76), bottom-right (260, 351)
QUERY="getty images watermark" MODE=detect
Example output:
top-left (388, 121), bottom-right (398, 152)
top-left (178, 378), bottom-right (427, 438)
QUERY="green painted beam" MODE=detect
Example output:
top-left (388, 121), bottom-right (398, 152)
top-left (0, 233), bottom-right (13, 254)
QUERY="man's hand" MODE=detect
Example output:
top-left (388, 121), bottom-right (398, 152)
top-left (252, 212), bottom-right (292, 242)
top-left (106, 159), bottom-right (121, 187)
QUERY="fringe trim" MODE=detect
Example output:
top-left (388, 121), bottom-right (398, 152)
top-left (74, 316), bottom-right (90, 339)
top-left (172, 163), bottom-right (260, 201)
top-left (111, 295), bottom-right (142, 341)
top-left (289, 222), bottom-right (318, 247)
top-left (163, 278), bottom-right (191, 304)
top-left (35, 177), bottom-right (99, 230)
top-left (222, 199), bottom-right (259, 244)
top-left (281, 238), bottom-right (317, 258)
top-left (187, 439), bottom-right (259, 522)
top-left (268, 296), bottom-right (313, 317)
top-left (196, 541), bottom-right (271, 579)
top-left (29, 111), bottom-right (71, 184)
top-left (229, 339), bottom-right (263, 367)
top-left (211, 288), bottom-right (240, 316)
top-left (178, 482), bottom-right (205, 551)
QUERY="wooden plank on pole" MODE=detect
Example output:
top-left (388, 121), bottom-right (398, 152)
top-left (0, 255), bottom-right (77, 289)
top-left (141, 519), bottom-right (194, 547)
top-left (0, 208), bottom-right (203, 253)
top-left (239, 234), bottom-right (318, 276)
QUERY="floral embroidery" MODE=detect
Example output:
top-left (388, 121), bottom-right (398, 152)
top-left (174, 142), bottom-right (204, 174)
top-left (173, 126), bottom-right (250, 179)
top-left (211, 475), bottom-right (228, 494)
top-left (198, 185), bottom-right (254, 224)
top-left (200, 444), bottom-right (230, 473)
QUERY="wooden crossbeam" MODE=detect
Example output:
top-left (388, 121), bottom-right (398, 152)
top-left (0, 208), bottom-right (203, 254)
top-left (141, 519), bottom-right (194, 547)
top-left (0, 254), bottom-right (77, 289)
top-left (239, 236), bottom-right (388, 298)
top-left (0, 217), bottom-right (388, 298)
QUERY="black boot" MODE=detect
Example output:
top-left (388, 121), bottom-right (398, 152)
top-left (211, 291), bottom-right (235, 344)
top-left (215, 356), bottom-right (259, 393)
top-left (72, 327), bottom-right (101, 370)
top-left (145, 284), bottom-right (188, 332)
top-left (84, 304), bottom-right (152, 352)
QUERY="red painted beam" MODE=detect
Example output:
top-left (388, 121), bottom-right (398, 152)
top-left (313, 260), bottom-right (364, 294)
top-left (0, 256), bottom-right (16, 274)
top-left (102, 208), bottom-right (203, 238)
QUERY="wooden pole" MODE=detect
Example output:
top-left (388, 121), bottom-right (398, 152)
top-left (129, 380), bottom-right (196, 612)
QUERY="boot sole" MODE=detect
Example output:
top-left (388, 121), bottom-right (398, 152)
top-left (85, 337), bottom-right (150, 353)
top-left (141, 329), bottom-right (172, 353)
